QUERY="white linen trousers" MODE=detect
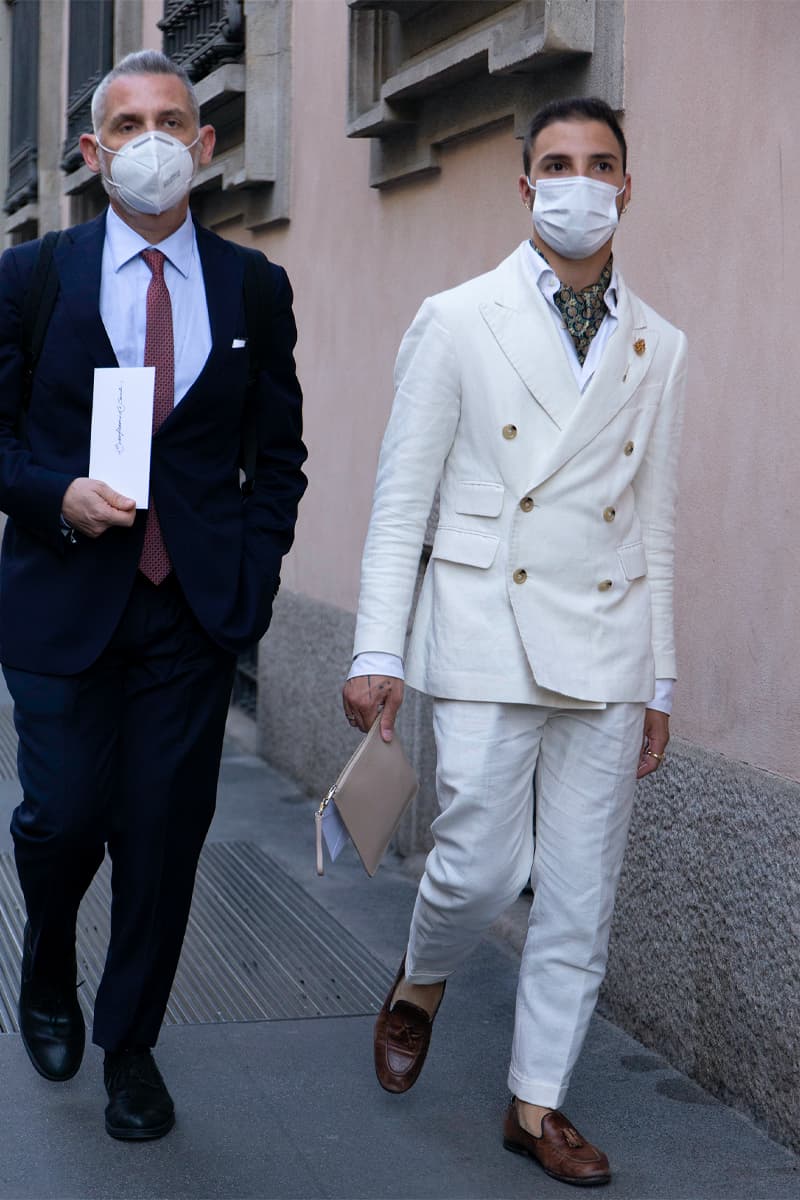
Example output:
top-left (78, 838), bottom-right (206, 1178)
top-left (404, 697), bottom-right (645, 1109)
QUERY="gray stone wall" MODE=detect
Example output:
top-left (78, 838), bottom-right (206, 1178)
top-left (256, 588), bottom-right (437, 856)
top-left (257, 587), bottom-right (800, 1152)
top-left (600, 738), bottom-right (800, 1152)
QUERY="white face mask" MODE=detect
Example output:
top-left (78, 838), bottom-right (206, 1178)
top-left (97, 131), bottom-right (200, 216)
top-left (528, 175), bottom-right (625, 260)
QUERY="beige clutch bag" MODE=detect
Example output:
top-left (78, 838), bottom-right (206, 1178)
top-left (315, 716), bottom-right (419, 877)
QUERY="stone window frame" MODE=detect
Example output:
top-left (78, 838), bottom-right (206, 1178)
top-left (347, 0), bottom-right (624, 188)
top-left (61, 0), bottom-right (115, 176)
top-left (4, 0), bottom-right (40, 224)
top-left (187, 0), bottom-right (293, 231)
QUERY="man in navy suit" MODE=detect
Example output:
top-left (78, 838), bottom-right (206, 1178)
top-left (0, 51), bottom-right (306, 1139)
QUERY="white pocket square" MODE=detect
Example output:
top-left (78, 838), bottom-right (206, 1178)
top-left (232, 338), bottom-right (247, 349)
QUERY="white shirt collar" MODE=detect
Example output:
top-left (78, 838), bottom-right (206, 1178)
top-left (105, 206), bottom-right (195, 279)
top-left (523, 239), bottom-right (619, 316)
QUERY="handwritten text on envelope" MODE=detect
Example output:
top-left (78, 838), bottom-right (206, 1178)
top-left (89, 367), bottom-right (155, 509)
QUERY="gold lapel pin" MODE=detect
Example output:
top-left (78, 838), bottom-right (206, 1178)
top-left (633, 338), bottom-right (646, 356)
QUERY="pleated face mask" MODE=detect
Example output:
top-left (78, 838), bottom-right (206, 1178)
top-left (529, 175), bottom-right (625, 260)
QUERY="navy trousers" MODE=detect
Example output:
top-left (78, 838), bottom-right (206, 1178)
top-left (6, 573), bottom-right (237, 1051)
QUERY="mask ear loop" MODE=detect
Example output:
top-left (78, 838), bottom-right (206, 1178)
top-left (95, 131), bottom-right (200, 156)
top-left (94, 138), bottom-right (121, 196)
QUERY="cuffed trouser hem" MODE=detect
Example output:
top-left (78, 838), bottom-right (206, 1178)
top-left (507, 1068), bottom-right (569, 1111)
top-left (403, 959), bottom-right (450, 987)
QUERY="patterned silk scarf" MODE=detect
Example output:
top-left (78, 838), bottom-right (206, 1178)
top-left (534, 243), bottom-right (613, 366)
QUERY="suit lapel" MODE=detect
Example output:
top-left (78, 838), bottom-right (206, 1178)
top-left (55, 213), bottom-right (117, 367)
top-left (479, 247), bottom-right (580, 431)
top-left (193, 220), bottom-right (243, 367)
top-left (525, 278), bottom-right (661, 490)
top-left (153, 219), bottom-right (244, 434)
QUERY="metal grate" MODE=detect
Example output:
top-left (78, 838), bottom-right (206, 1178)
top-left (0, 841), bottom-right (392, 1034)
top-left (0, 706), bottom-right (19, 780)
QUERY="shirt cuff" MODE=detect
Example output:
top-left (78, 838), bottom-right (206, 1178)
top-left (347, 652), bottom-right (404, 682)
top-left (649, 678), bottom-right (675, 715)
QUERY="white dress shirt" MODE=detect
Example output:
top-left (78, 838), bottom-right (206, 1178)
top-left (349, 244), bottom-right (675, 714)
top-left (100, 207), bottom-right (211, 403)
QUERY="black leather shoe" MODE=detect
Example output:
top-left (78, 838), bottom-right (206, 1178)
top-left (18, 924), bottom-right (85, 1082)
top-left (104, 1048), bottom-right (175, 1141)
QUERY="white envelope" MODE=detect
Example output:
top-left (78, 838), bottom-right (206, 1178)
top-left (89, 367), bottom-right (155, 509)
top-left (320, 801), bottom-right (350, 862)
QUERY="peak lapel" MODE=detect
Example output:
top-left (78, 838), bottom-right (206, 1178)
top-left (526, 281), bottom-right (660, 490)
top-left (55, 213), bottom-right (117, 367)
top-left (479, 249), bottom-right (579, 431)
top-left (194, 221), bottom-right (243, 359)
top-left (158, 221), bottom-right (244, 429)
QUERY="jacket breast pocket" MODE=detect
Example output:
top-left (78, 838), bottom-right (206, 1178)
top-left (454, 480), bottom-right (504, 518)
top-left (431, 525), bottom-right (500, 569)
top-left (617, 540), bottom-right (648, 580)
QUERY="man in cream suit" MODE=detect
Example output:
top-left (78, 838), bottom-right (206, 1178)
top-left (343, 97), bottom-right (686, 1188)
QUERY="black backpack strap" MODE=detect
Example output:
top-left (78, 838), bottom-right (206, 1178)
top-left (21, 230), bottom-right (62, 409)
top-left (236, 244), bottom-right (272, 494)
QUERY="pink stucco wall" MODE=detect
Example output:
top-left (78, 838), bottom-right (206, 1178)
top-left (247, 0), bottom-right (798, 782)
top-left (620, 0), bottom-right (799, 779)
top-left (254, 1), bottom-right (522, 615)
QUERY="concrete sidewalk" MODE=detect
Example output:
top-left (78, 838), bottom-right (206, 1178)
top-left (0, 714), bottom-right (798, 1200)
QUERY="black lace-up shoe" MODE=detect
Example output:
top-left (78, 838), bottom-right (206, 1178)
top-left (18, 923), bottom-right (85, 1081)
top-left (104, 1047), bottom-right (175, 1140)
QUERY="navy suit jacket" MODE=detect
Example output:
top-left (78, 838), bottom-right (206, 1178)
top-left (0, 211), bottom-right (307, 674)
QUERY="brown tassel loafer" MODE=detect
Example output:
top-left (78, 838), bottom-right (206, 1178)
top-left (374, 956), bottom-right (445, 1093)
top-left (503, 1101), bottom-right (611, 1187)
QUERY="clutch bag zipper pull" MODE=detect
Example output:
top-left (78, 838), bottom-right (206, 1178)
top-left (315, 784), bottom-right (337, 876)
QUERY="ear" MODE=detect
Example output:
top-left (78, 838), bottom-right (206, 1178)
top-left (620, 172), bottom-right (632, 212)
top-left (518, 173), bottom-right (533, 211)
top-left (80, 133), bottom-right (102, 175)
top-left (198, 124), bottom-right (216, 167)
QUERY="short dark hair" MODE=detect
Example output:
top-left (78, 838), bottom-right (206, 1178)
top-left (522, 96), bottom-right (627, 176)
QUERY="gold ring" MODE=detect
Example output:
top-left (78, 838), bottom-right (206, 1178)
top-left (646, 750), bottom-right (664, 761)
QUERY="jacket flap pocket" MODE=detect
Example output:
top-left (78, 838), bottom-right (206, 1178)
top-left (454, 481), bottom-right (504, 518)
top-left (431, 525), bottom-right (499, 569)
top-left (617, 541), bottom-right (647, 580)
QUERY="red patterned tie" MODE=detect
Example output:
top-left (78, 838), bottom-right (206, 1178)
top-left (139, 249), bottom-right (173, 585)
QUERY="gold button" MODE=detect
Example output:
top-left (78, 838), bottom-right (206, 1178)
top-left (513, 568), bottom-right (527, 585)
top-left (624, 441), bottom-right (634, 456)
top-left (598, 579), bottom-right (613, 592)
top-left (603, 506), bottom-right (616, 523)
top-left (520, 497), bottom-right (534, 513)
top-left (502, 424), bottom-right (518, 440)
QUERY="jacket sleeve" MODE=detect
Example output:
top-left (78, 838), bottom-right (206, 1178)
top-left (241, 263), bottom-right (308, 599)
top-left (0, 246), bottom-right (75, 552)
top-left (353, 298), bottom-right (462, 658)
top-left (632, 328), bottom-right (688, 680)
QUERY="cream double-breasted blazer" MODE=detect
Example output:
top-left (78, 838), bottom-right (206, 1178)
top-left (354, 243), bottom-right (687, 704)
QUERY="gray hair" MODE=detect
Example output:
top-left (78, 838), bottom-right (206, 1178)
top-left (91, 51), bottom-right (200, 133)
